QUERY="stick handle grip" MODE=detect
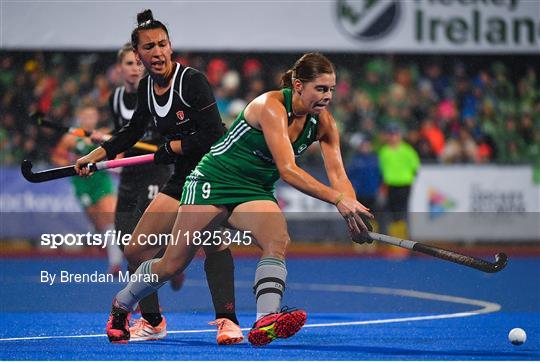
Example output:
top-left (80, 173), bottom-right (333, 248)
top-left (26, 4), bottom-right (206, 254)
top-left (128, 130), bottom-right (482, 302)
top-left (94, 154), bottom-right (154, 170)
top-left (368, 232), bottom-right (416, 249)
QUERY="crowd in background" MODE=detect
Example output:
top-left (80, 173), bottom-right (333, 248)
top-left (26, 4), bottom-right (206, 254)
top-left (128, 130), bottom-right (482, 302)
top-left (1, 51), bottom-right (538, 168)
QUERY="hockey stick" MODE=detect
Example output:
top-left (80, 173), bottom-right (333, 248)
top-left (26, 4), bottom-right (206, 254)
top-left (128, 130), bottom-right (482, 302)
top-left (36, 116), bottom-right (91, 137)
top-left (32, 113), bottom-right (158, 152)
top-left (21, 154), bottom-right (154, 183)
top-left (367, 232), bottom-right (507, 273)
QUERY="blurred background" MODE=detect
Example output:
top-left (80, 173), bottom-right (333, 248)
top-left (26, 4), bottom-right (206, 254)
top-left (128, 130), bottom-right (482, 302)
top-left (1, 1), bottom-right (539, 257)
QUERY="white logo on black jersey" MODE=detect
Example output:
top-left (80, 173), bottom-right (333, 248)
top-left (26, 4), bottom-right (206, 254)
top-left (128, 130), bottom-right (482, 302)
top-left (176, 118), bottom-right (190, 126)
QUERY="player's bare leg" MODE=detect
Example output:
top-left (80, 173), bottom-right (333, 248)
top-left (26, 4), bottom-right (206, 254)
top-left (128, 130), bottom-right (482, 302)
top-left (122, 192), bottom-right (178, 341)
top-left (86, 195), bottom-right (122, 274)
top-left (228, 201), bottom-right (306, 346)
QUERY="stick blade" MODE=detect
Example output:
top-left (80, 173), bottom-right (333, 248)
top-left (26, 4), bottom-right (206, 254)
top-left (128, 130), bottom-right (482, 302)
top-left (21, 160), bottom-right (77, 183)
top-left (492, 253), bottom-right (508, 273)
top-left (21, 160), bottom-right (39, 183)
top-left (477, 252), bottom-right (508, 273)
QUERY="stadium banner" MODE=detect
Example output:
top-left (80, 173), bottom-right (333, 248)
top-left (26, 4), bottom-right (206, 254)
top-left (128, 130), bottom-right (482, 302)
top-left (3, 0), bottom-right (539, 53)
top-left (0, 166), bottom-right (93, 238)
top-left (276, 165), bottom-right (540, 242)
top-left (409, 165), bottom-right (540, 241)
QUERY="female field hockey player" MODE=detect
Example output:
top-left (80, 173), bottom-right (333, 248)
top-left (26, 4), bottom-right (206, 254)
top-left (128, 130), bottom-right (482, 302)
top-left (75, 9), bottom-right (242, 344)
top-left (103, 52), bottom-right (374, 345)
top-left (106, 43), bottom-right (188, 341)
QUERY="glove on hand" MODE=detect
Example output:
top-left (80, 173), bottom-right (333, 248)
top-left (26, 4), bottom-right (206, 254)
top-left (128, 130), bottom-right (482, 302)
top-left (154, 142), bottom-right (177, 165)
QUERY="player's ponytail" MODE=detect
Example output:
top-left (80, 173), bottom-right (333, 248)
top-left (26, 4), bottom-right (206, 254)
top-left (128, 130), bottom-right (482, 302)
top-left (131, 9), bottom-right (170, 49)
top-left (280, 69), bottom-right (294, 88)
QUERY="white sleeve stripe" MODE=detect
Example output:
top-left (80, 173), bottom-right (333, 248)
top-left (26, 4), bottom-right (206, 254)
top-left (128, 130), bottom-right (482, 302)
top-left (147, 76), bottom-right (152, 113)
top-left (113, 87), bottom-right (120, 115)
top-left (178, 66), bottom-right (192, 108)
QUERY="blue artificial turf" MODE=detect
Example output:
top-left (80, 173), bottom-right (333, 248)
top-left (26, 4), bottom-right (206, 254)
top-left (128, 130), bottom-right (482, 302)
top-left (0, 257), bottom-right (538, 360)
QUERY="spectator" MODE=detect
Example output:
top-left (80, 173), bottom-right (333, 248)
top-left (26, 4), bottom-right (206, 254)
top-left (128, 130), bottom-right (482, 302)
top-left (497, 117), bottom-right (525, 163)
top-left (0, 52), bottom-right (537, 168)
top-left (346, 135), bottom-right (381, 211)
top-left (378, 122), bottom-right (420, 227)
top-left (423, 62), bottom-right (449, 100)
top-left (206, 58), bottom-right (228, 87)
top-left (241, 58), bottom-right (263, 80)
top-left (475, 135), bottom-right (493, 163)
top-left (359, 59), bottom-right (388, 104)
top-left (440, 128), bottom-right (478, 164)
top-left (215, 70), bottom-right (240, 117)
top-left (416, 138), bottom-right (438, 163)
top-left (518, 112), bottom-right (535, 145)
top-left (420, 118), bottom-right (445, 156)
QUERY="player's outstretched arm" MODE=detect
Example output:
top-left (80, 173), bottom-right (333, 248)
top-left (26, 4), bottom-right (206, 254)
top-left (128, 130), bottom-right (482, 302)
top-left (317, 110), bottom-right (373, 240)
top-left (259, 98), bottom-right (372, 237)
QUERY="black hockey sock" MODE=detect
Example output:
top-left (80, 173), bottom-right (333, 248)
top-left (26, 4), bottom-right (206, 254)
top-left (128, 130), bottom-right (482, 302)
top-left (205, 248), bottom-right (239, 325)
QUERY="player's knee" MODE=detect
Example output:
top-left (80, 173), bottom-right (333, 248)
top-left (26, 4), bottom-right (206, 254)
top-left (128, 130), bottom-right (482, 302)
top-left (161, 259), bottom-right (183, 280)
top-left (124, 247), bottom-right (144, 267)
top-left (262, 234), bottom-right (290, 259)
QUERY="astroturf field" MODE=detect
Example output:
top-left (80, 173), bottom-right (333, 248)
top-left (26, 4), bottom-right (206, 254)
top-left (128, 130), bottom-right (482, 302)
top-left (0, 255), bottom-right (538, 360)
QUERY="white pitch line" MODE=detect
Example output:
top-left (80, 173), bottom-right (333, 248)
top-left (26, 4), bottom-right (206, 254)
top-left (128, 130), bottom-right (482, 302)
top-left (0, 281), bottom-right (500, 342)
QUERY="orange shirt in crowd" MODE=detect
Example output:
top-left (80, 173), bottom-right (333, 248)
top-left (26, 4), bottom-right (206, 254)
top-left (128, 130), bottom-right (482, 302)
top-left (421, 125), bottom-right (446, 156)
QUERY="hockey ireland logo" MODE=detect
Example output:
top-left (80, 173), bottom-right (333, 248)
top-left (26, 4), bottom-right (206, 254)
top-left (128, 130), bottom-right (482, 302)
top-left (336, 0), bottom-right (401, 41)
